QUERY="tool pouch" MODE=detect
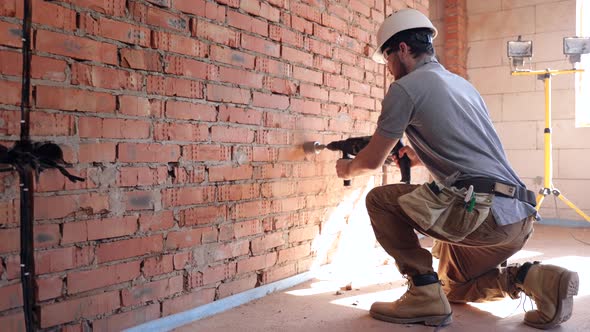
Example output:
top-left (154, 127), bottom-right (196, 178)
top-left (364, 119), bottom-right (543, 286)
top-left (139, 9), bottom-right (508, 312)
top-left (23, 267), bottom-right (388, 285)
top-left (398, 182), bottom-right (494, 242)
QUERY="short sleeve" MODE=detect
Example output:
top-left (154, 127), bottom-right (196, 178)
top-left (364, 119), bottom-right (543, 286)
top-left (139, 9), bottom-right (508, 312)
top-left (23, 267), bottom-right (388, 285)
top-left (376, 83), bottom-right (414, 139)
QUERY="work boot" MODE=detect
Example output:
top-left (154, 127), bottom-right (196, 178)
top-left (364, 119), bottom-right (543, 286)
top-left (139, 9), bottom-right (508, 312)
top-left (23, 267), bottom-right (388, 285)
top-left (515, 262), bottom-right (579, 329)
top-left (370, 273), bottom-right (452, 326)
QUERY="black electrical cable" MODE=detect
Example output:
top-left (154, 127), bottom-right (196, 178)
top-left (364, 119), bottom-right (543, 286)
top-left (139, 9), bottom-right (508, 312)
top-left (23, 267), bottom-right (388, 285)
top-left (19, 0), bottom-right (37, 330)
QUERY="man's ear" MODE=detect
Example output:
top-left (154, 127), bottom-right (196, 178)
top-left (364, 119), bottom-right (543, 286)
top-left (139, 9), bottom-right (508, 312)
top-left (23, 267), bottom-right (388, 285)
top-left (399, 42), bottom-right (410, 55)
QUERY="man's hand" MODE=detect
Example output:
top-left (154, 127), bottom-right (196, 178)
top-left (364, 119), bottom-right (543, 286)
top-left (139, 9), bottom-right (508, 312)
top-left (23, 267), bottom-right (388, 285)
top-left (390, 145), bottom-right (423, 167)
top-left (336, 158), bottom-right (353, 179)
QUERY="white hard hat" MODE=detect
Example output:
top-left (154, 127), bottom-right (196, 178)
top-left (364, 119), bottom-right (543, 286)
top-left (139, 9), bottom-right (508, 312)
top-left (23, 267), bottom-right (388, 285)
top-left (372, 8), bottom-right (438, 64)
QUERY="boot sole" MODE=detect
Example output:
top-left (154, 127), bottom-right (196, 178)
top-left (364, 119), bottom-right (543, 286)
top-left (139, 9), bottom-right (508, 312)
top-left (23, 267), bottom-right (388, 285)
top-left (525, 270), bottom-right (579, 330)
top-left (369, 310), bottom-right (453, 326)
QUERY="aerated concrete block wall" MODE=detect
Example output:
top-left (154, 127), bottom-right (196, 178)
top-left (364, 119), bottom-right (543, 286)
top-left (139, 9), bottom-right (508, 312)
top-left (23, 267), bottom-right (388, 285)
top-left (466, 0), bottom-right (590, 221)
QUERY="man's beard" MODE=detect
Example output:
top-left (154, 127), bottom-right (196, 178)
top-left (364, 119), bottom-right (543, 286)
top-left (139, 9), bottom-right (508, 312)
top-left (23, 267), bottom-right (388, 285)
top-left (395, 53), bottom-right (409, 79)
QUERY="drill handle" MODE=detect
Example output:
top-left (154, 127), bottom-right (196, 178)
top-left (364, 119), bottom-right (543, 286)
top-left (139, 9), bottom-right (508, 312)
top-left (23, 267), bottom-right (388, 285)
top-left (342, 153), bottom-right (351, 186)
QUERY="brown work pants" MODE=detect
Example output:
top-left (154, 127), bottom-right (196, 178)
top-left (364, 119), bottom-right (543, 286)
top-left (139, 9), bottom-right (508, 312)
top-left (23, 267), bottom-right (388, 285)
top-left (366, 184), bottom-right (535, 303)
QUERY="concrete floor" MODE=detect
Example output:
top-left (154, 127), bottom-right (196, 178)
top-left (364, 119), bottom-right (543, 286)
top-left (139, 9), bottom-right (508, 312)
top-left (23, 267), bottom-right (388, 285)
top-left (175, 225), bottom-right (590, 332)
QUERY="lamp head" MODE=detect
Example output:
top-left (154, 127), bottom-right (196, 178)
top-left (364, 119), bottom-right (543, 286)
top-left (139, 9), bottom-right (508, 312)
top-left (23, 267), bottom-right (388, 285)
top-left (563, 37), bottom-right (590, 64)
top-left (507, 36), bottom-right (533, 71)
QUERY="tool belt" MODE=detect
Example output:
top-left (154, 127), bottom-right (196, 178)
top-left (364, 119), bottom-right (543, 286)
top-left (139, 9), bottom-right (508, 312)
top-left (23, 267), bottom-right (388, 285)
top-left (453, 177), bottom-right (536, 207)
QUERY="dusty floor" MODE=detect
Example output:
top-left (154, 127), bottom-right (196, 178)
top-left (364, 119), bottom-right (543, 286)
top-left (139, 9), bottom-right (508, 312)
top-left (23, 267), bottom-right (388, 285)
top-left (175, 225), bottom-right (590, 332)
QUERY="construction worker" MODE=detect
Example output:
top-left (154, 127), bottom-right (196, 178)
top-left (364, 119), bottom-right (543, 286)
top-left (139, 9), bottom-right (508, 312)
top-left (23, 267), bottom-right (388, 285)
top-left (335, 8), bottom-right (579, 329)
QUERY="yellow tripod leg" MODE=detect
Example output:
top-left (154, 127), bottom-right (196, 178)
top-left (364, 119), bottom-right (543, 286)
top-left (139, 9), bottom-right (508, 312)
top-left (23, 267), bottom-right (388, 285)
top-left (556, 192), bottom-right (590, 222)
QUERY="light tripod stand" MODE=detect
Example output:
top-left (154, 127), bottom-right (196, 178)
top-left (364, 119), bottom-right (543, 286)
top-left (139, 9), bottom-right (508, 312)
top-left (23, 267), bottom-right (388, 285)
top-left (511, 68), bottom-right (590, 222)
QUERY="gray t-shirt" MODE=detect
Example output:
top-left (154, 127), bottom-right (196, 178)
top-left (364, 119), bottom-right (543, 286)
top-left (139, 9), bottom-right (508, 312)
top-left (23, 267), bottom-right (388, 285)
top-left (377, 56), bottom-right (536, 226)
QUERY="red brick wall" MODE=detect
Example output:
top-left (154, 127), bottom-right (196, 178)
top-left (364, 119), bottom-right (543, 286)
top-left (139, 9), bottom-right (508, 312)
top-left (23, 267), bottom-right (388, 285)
top-left (443, 0), bottom-right (467, 77)
top-left (0, 0), bottom-right (428, 330)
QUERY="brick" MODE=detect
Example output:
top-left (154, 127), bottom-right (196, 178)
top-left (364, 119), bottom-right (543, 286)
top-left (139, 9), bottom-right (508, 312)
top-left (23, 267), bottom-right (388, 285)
top-left (118, 143), bottom-right (181, 163)
top-left (165, 227), bottom-right (209, 249)
top-left (277, 243), bottom-right (310, 263)
top-left (255, 58), bottom-right (291, 76)
top-left (35, 30), bottom-right (117, 64)
top-left (264, 112), bottom-right (296, 129)
top-left (251, 232), bottom-right (285, 254)
top-left (29, 111), bottom-right (74, 137)
top-left (119, 95), bottom-right (164, 117)
top-left (0, 200), bottom-right (20, 226)
top-left (293, 66), bottom-right (323, 84)
top-left (122, 275), bottom-right (183, 306)
top-left (209, 165), bottom-right (253, 182)
top-left (96, 235), bottom-right (163, 263)
top-left (290, 14), bottom-right (313, 33)
top-left (34, 223), bottom-right (60, 248)
top-left (210, 45), bottom-right (255, 68)
top-left (282, 46), bottom-right (313, 67)
top-left (290, 2), bottom-right (321, 23)
top-left (306, 38), bottom-right (332, 58)
top-left (264, 77), bottom-right (297, 95)
top-left (261, 181), bottom-right (295, 197)
top-left (154, 122), bottom-right (208, 142)
top-left (0, 0), bottom-right (17, 16)
top-left (326, 73), bottom-right (349, 90)
top-left (151, 31), bottom-right (208, 58)
top-left (67, 261), bottom-right (141, 294)
top-left (217, 183), bottom-right (260, 202)
top-left (139, 211), bottom-right (175, 232)
top-left (0, 228), bottom-right (20, 254)
top-left (290, 98), bottom-right (321, 115)
top-left (253, 92), bottom-right (290, 110)
top-left (255, 129), bottom-right (292, 145)
top-left (219, 105), bottom-right (262, 125)
top-left (0, 80), bottom-right (21, 106)
top-left (162, 186), bottom-right (215, 207)
top-left (164, 55), bottom-right (208, 79)
top-left (227, 10), bottom-right (268, 36)
top-left (300, 84), bottom-right (329, 101)
top-left (174, 251), bottom-right (192, 270)
top-left (208, 241), bottom-right (250, 261)
top-left (31, 55), bottom-right (68, 81)
top-left (0, 283), bottom-right (22, 311)
top-left (165, 100), bottom-right (216, 121)
top-left (121, 47), bottom-right (161, 71)
top-left (237, 252), bottom-right (277, 274)
top-left (201, 262), bottom-right (236, 286)
top-left (220, 219), bottom-right (262, 241)
top-left (241, 34), bottom-right (280, 57)
top-left (162, 288), bottom-right (215, 316)
top-left (0, 21), bottom-right (21, 48)
top-left (93, 304), bottom-right (160, 332)
top-left (0, 311), bottom-right (24, 331)
top-left (184, 144), bottom-right (231, 161)
top-left (79, 117), bottom-right (150, 139)
top-left (34, 195), bottom-right (77, 220)
top-left (241, 0), bottom-right (279, 21)
top-left (171, 165), bottom-right (206, 184)
top-left (179, 205), bottom-right (226, 227)
top-left (147, 75), bottom-right (203, 98)
top-left (270, 25), bottom-right (303, 47)
top-left (141, 4), bottom-right (189, 32)
top-left (72, 63), bottom-right (143, 91)
top-left (35, 246), bottom-right (94, 274)
top-left (210, 126), bottom-right (255, 143)
top-left (36, 86), bottom-right (116, 113)
top-left (79, 142), bottom-right (117, 163)
top-left (218, 66), bottom-right (264, 88)
top-left (62, 221), bottom-right (87, 244)
top-left (192, 19), bottom-right (240, 48)
top-left (174, 0), bottom-right (206, 15)
top-left (87, 216), bottom-right (138, 241)
top-left (0, 50), bottom-right (20, 76)
top-left (118, 166), bottom-right (168, 187)
top-left (206, 84), bottom-right (251, 104)
top-left (64, 0), bottom-right (126, 16)
top-left (143, 254), bottom-right (174, 277)
top-left (218, 274), bottom-right (257, 298)
top-left (40, 291), bottom-right (120, 328)
top-left (37, 275), bottom-right (63, 301)
top-left (80, 14), bottom-right (150, 47)
top-left (261, 263), bottom-right (296, 284)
